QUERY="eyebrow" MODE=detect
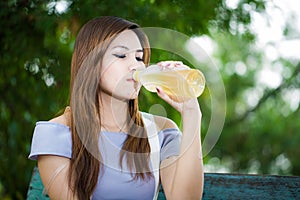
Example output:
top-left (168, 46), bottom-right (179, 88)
top-left (112, 45), bottom-right (129, 50)
top-left (112, 45), bottom-right (143, 52)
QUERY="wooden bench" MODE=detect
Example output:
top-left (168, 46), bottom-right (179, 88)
top-left (27, 167), bottom-right (300, 199)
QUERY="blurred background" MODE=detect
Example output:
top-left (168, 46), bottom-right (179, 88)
top-left (1, 0), bottom-right (300, 199)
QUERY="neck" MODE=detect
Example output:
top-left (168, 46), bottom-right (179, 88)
top-left (99, 92), bottom-right (131, 132)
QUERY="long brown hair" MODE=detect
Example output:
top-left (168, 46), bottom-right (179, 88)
top-left (69, 16), bottom-right (151, 199)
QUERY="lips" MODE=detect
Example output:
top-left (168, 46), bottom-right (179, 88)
top-left (126, 73), bottom-right (137, 82)
top-left (126, 78), bottom-right (136, 82)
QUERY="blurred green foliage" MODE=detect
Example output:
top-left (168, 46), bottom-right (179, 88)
top-left (1, 0), bottom-right (300, 199)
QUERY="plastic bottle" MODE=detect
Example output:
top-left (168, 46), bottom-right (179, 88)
top-left (133, 64), bottom-right (205, 99)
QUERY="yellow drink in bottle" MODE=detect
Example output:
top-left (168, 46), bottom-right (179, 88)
top-left (133, 65), bottom-right (205, 101)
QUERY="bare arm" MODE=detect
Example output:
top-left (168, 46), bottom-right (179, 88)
top-left (38, 155), bottom-right (77, 200)
top-left (38, 113), bottom-right (77, 199)
top-left (156, 61), bottom-right (204, 200)
top-left (159, 99), bottom-right (203, 200)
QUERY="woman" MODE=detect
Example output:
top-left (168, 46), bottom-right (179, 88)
top-left (29, 16), bottom-right (204, 200)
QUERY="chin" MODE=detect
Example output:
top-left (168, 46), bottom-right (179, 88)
top-left (112, 90), bottom-right (139, 101)
top-left (129, 91), bottom-right (139, 99)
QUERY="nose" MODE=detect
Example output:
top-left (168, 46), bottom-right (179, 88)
top-left (129, 64), bottom-right (145, 72)
top-left (128, 57), bottom-right (145, 72)
top-left (129, 64), bottom-right (137, 71)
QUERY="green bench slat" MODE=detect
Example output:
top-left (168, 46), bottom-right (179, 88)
top-left (203, 173), bottom-right (300, 199)
top-left (27, 167), bottom-right (49, 199)
top-left (27, 167), bottom-right (300, 199)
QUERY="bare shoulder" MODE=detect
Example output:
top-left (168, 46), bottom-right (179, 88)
top-left (49, 107), bottom-right (71, 127)
top-left (153, 114), bottom-right (179, 131)
top-left (49, 115), bottom-right (67, 125)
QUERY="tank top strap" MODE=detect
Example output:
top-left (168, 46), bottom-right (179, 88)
top-left (140, 112), bottom-right (160, 200)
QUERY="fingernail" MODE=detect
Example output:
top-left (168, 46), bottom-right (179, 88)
top-left (156, 87), bottom-right (160, 93)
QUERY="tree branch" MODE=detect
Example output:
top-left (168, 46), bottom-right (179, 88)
top-left (227, 62), bottom-right (300, 126)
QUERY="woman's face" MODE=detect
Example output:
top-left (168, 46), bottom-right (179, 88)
top-left (100, 30), bottom-right (146, 100)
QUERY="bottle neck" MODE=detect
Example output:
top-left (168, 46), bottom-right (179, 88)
top-left (133, 70), bottom-right (140, 82)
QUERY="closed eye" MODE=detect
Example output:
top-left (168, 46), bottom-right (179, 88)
top-left (136, 57), bottom-right (143, 61)
top-left (113, 54), bottom-right (126, 58)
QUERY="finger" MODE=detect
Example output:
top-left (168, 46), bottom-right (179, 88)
top-left (156, 86), bottom-right (168, 99)
top-left (156, 87), bottom-right (183, 112)
top-left (157, 61), bottom-right (188, 70)
top-left (156, 62), bottom-right (170, 70)
top-left (174, 61), bottom-right (183, 66)
top-left (174, 61), bottom-right (191, 70)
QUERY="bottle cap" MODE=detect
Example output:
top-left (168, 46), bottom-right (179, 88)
top-left (132, 70), bottom-right (140, 82)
